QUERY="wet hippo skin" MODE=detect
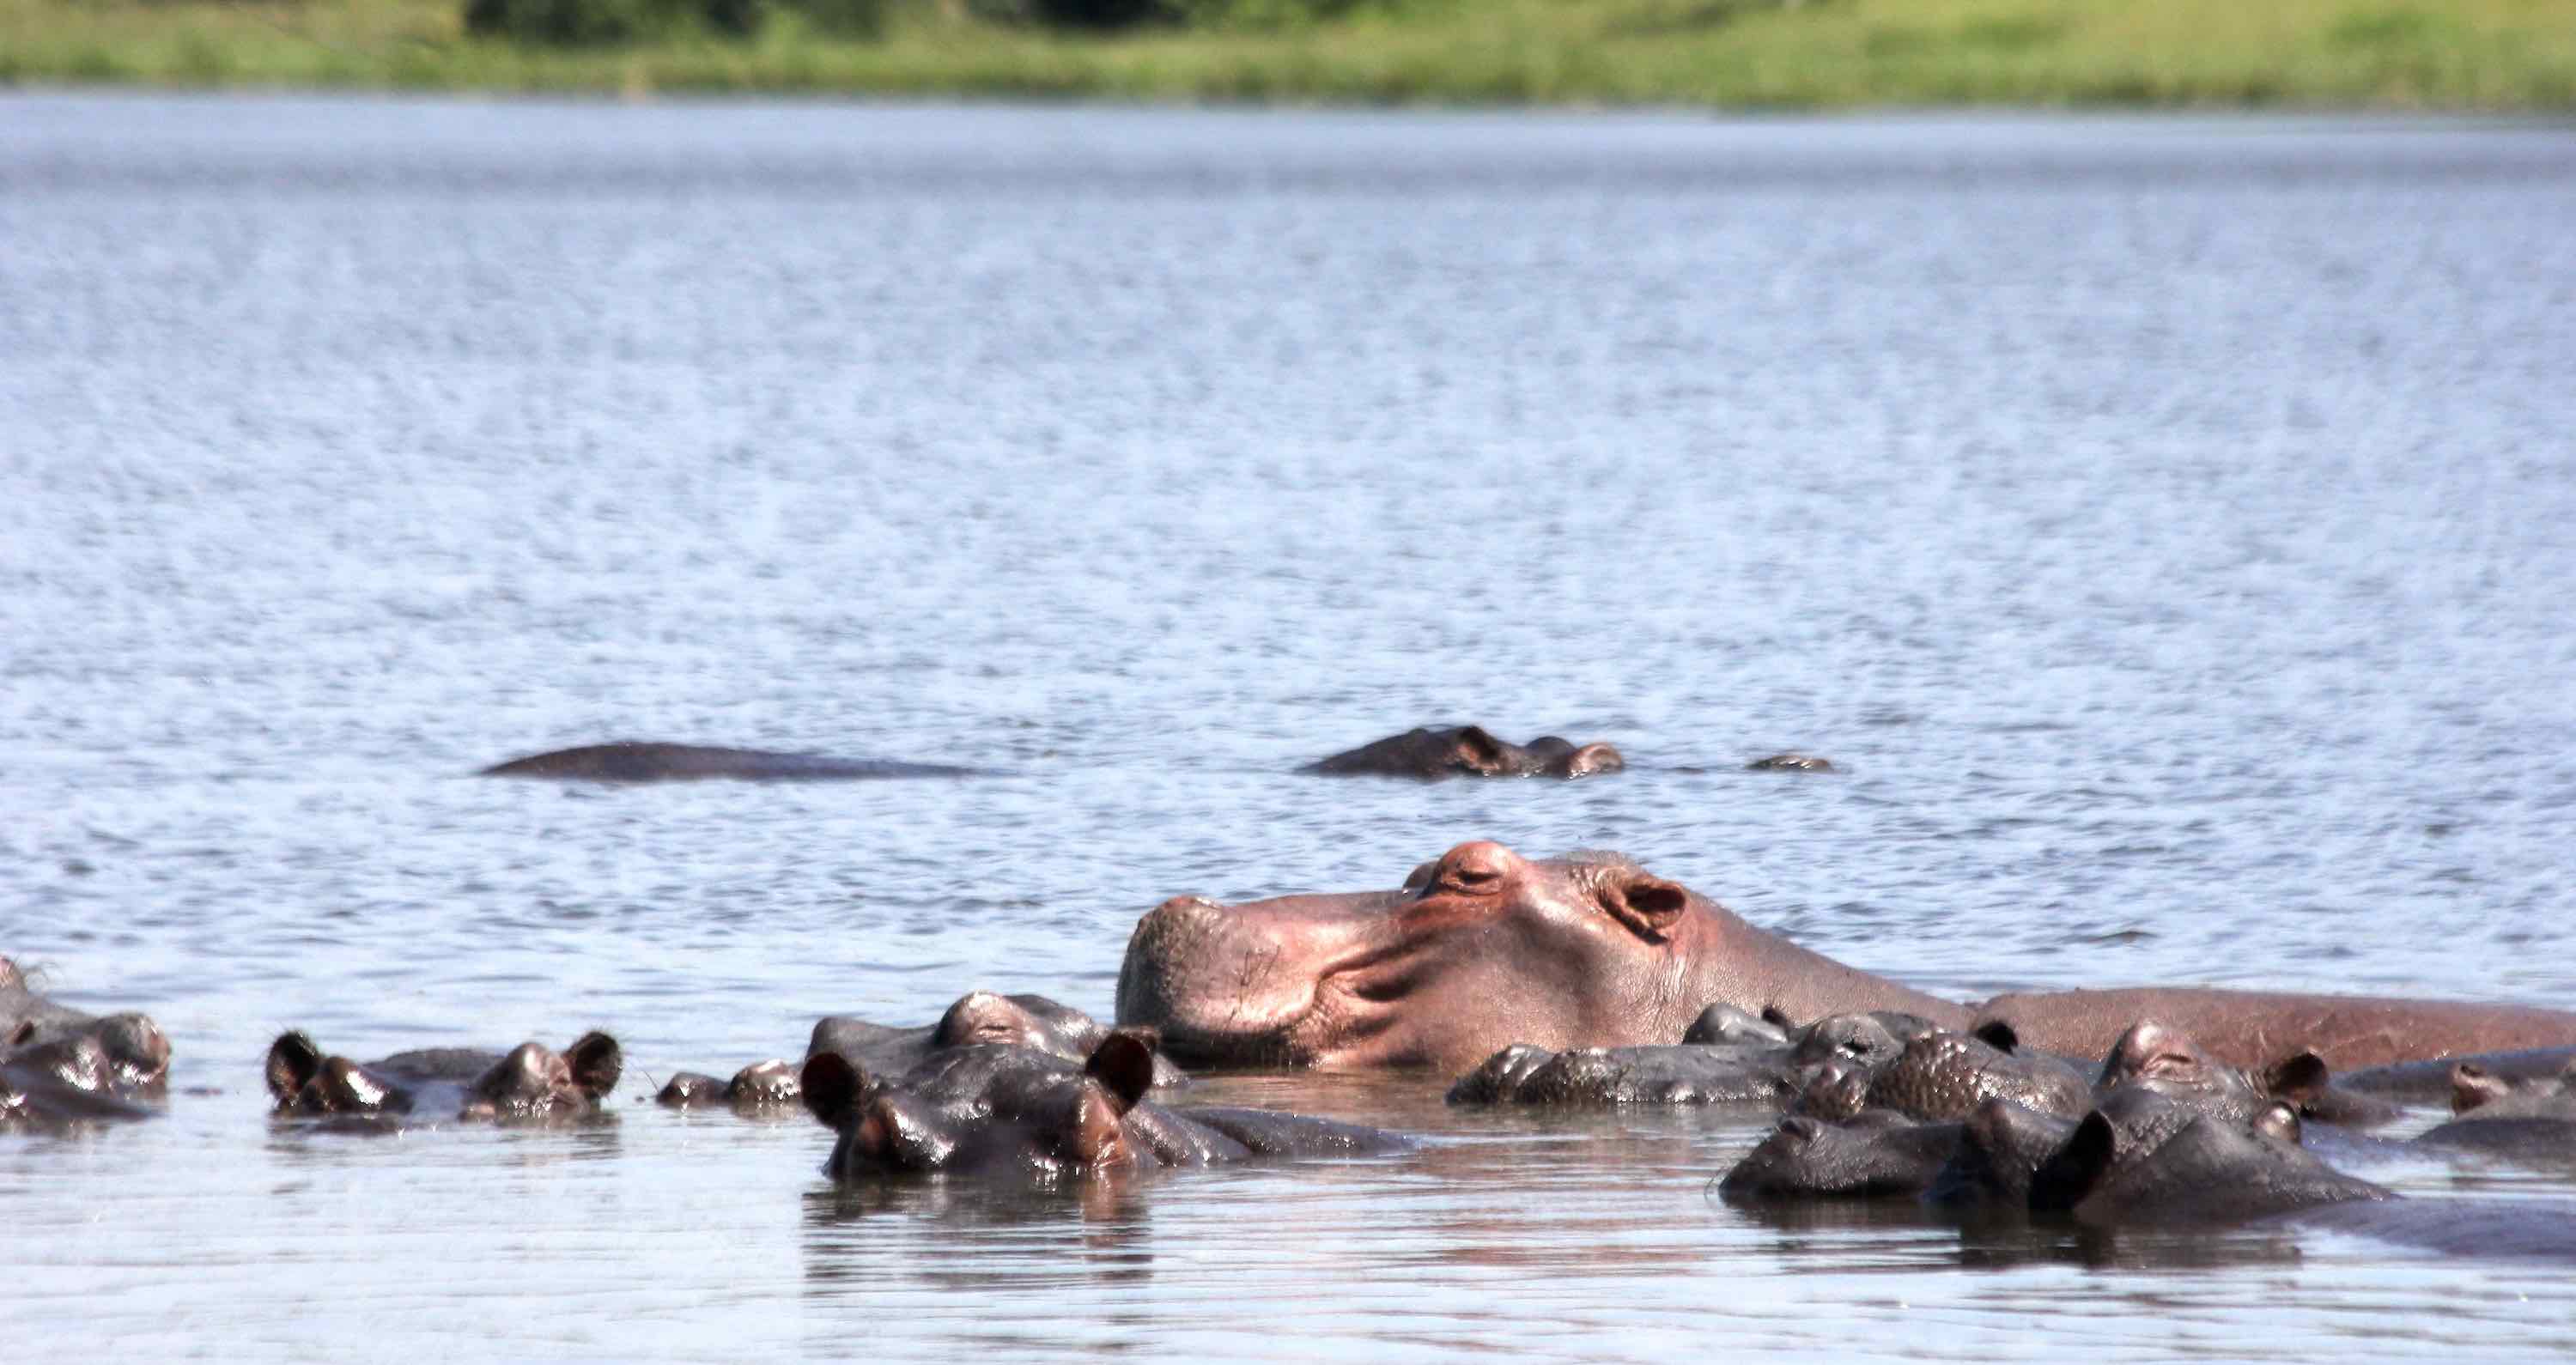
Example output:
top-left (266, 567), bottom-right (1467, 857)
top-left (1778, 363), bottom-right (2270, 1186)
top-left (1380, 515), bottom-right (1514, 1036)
top-left (3, 956), bottom-right (171, 1092)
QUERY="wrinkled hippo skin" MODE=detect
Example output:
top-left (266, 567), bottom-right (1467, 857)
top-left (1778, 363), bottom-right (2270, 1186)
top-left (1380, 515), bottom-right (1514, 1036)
top-left (800, 1028), bottom-right (1407, 1181)
top-left (658, 1059), bottom-right (799, 1112)
top-left (810, 991), bottom-right (1187, 1092)
top-left (2, 956), bottom-right (171, 1094)
top-left (1120, 842), bottom-right (1969, 1073)
top-left (1842, 1026), bottom-right (2093, 1124)
top-left (266, 1030), bottom-right (622, 1124)
top-left (1745, 754), bottom-right (1835, 773)
top-left (1974, 986), bottom-right (2576, 1071)
top-left (480, 742), bottom-right (985, 783)
top-left (1299, 726), bottom-right (1623, 780)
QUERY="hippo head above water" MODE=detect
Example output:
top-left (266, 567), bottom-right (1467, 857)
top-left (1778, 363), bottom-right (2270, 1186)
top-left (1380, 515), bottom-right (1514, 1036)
top-left (1299, 727), bottom-right (1624, 780)
top-left (1116, 841), bottom-right (1967, 1074)
top-left (802, 1031), bottom-right (1162, 1180)
top-left (265, 1031), bottom-right (623, 1121)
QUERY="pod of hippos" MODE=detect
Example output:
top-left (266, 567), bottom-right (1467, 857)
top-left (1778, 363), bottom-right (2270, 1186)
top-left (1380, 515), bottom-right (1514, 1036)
top-left (14, 730), bottom-right (2576, 1258)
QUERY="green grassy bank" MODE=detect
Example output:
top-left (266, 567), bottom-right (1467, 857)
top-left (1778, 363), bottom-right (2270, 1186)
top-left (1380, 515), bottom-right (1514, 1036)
top-left (4, 0), bottom-right (2573, 107)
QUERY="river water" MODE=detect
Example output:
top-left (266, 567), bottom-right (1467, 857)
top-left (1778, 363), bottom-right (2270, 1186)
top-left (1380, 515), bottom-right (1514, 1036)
top-left (4, 95), bottom-right (2575, 1359)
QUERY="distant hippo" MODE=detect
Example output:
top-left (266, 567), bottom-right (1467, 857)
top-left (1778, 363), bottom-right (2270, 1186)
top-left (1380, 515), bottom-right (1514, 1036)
top-left (480, 742), bottom-right (986, 783)
top-left (265, 1030), bottom-right (621, 1123)
top-left (657, 1059), bottom-right (799, 1112)
top-left (1299, 727), bottom-right (1623, 780)
top-left (1119, 842), bottom-right (1969, 1073)
top-left (2, 956), bottom-right (170, 1092)
top-left (1973, 986), bottom-right (2576, 1071)
top-left (1745, 754), bottom-right (1836, 773)
top-left (809, 991), bottom-right (1187, 1092)
top-left (800, 1029), bottom-right (1407, 1181)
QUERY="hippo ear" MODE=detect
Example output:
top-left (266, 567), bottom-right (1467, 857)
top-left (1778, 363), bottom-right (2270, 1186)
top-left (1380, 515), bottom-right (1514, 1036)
top-left (1596, 871), bottom-right (1691, 943)
top-left (1759, 1005), bottom-right (1798, 1030)
top-left (2027, 1112), bottom-right (2117, 1212)
top-left (1449, 726), bottom-right (1510, 774)
top-left (564, 1032), bottom-right (623, 1101)
top-left (2451, 1063), bottom-right (2512, 1114)
top-left (265, 1031), bottom-right (326, 1103)
top-left (1971, 1020), bottom-right (2021, 1053)
top-left (801, 1052), bottom-right (869, 1128)
top-left (2263, 1052), bottom-right (2330, 1108)
top-left (1084, 1028), bottom-right (1160, 1113)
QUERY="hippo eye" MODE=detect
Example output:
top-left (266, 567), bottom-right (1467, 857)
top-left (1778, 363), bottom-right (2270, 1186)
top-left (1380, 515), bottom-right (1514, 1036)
top-left (1441, 864), bottom-right (1503, 894)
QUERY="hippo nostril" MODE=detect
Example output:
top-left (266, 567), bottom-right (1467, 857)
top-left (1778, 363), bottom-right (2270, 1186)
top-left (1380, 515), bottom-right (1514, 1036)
top-left (1778, 1117), bottom-right (1823, 1144)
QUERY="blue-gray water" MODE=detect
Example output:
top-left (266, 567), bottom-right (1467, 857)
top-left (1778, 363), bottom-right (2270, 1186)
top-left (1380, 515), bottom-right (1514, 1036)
top-left (5, 95), bottom-right (2576, 1360)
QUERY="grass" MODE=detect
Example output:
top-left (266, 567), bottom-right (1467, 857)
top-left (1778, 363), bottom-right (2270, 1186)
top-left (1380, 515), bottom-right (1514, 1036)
top-left (2, 0), bottom-right (2573, 107)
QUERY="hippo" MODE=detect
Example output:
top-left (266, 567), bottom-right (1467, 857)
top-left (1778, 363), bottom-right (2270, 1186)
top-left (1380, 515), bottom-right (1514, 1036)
top-left (1448, 1010), bottom-right (1941, 1108)
top-left (1298, 727), bottom-right (1623, 780)
top-left (1973, 986), bottom-right (2576, 1072)
top-left (2, 956), bottom-right (170, 1091)
top-left (2335, 1046), bottom-right (2576, 1106)
top-left (1718, 1111), bottom-right (1965, 1199)
top-left (810, 991), bottom-right (1187, 1092)
top-left (2411, 1059), bottom-right (2576, 1159)
top-left (2026, 1090), bottom-right (2387, 1224)
top-left (1834, 1026), bottom-right (2093, 1124)
top-left (1118, 842), bottom-right (1970, 1074)
top-left (265, 1030), bottom-right (622, 1123)
top-left (1745, 754), bottom-right (1835, 773)
top-left (480, 742), bottom-right (985, 783)
top-left (3, 1034), bottom-right (164, 1131)
top-left (657, 1059), bottom-right (800, 1111)
top-left (799, 1028), bottom-right (1407, 1181)
top-left (2091, 1019), bottom-right (2399, 1130)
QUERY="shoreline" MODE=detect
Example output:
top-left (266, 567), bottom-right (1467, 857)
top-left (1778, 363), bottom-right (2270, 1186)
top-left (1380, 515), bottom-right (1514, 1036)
top-left (4, 0), bottom-right (2573, 110)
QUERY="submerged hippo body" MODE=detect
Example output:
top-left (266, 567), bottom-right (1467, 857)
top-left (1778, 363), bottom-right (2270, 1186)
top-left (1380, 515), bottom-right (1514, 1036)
top-left (801, 1030), bottom-right (1406, 1181)
top-left (1299, 727), bottom-right (1623, 780)
top-left (2, 956), bottom-right (171, 1095)
top-left (265, 1031), bottom-right (622, 1124)
top-left (1974, 987), bottom-right (2576, 1072)
top-left (1120, 843), bottom-right (1969, 1074)
top-left (809, 991), bottom-right (1187, 1093)
top-left (1449, 1010), bottom-right (1939, 1108)
top-left (480, 742), bottom-right (985, 783)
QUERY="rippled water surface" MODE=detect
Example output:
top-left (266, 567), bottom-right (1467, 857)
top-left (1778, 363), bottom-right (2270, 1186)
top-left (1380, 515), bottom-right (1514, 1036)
top-left (5, 96), bottom-right (2576, 1359)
